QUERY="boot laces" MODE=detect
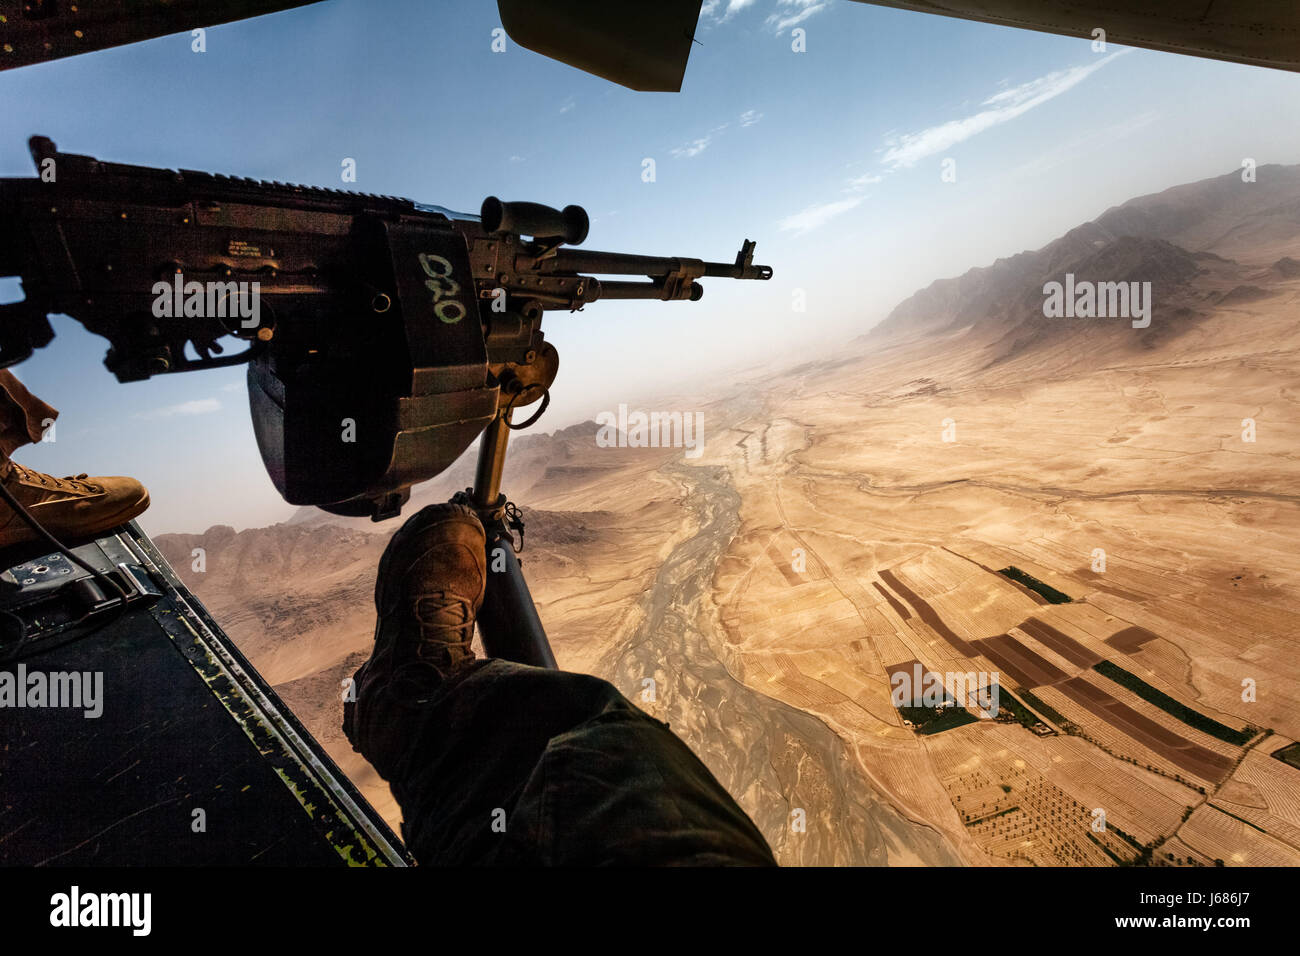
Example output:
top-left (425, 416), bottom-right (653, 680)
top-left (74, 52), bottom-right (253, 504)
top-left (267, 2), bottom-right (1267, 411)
top-left (8, 462), bottom-right (101, 495)
top-left (411, 594), bottom-right (475, 661)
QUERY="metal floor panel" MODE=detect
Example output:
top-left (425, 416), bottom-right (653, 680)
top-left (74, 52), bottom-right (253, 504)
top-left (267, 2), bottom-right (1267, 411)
top-left (0, 523), bottom-right (410, 866)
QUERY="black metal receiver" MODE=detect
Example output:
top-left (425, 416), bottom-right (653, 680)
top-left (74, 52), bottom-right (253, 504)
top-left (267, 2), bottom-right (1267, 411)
top-left (0, 137), bottom-right (771, 520)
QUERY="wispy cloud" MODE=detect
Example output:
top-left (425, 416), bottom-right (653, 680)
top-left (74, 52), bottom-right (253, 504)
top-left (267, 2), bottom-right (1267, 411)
top-left (670, 112), bottom-right (760, 159)
top-left (672, 136), bottom-right (715, 159)
top-left (135, 398), bottom-right (222, 419)
top-left (559, 96), bottom-right (575, 114)
top-left (767, 0), bottom-right (829, 34)
top-left (778, 195), bottom-right (864, 235)
top-left (880, 49), bottom-right (1132, 169)
top-left (701, 0), bottom-right (820, 32)
top-left (847, 172), bottom-right (883, 189)
top-left (702, 0), bottom-right (758, 24)
top-left (776, 52), bottom-right (1126, 238)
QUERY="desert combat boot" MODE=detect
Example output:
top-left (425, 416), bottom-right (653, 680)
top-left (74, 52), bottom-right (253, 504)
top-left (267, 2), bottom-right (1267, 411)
top-left (0, 457), bottom-right (150, 550)
top-left (344, 502), bottom-right (487, 769)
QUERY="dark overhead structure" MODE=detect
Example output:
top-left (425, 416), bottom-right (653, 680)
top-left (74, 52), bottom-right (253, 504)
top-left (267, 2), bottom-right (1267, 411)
top-left (853, 1), bottom-right (1300, 74)
top-left (0, 0), bottom-right (315, 71)
top-left (493, 0), bottom-right (1300, 89)
top-left (2, 2), bottom-right (1296, 83)
top-left (496, 0), bottom-right (704, 92)
top-left (496, 0), bottom-right (1300, 88)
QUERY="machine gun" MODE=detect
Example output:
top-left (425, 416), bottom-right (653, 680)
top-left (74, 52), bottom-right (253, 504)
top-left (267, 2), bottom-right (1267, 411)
top-left (0, 136), bottom-right (772, 665)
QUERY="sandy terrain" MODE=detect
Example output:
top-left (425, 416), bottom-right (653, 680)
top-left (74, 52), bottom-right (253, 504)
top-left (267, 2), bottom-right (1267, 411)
top-left (158, 163), bottom-right (1300, 866)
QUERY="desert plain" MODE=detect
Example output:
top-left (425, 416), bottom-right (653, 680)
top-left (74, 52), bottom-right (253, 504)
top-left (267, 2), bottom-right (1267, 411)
top-left (159, 164), bottom-right (1300, 866)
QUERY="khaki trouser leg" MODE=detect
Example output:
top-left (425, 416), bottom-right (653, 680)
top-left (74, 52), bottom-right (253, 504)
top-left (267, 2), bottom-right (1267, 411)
top-left (0, 369), bottom-right (57, 458)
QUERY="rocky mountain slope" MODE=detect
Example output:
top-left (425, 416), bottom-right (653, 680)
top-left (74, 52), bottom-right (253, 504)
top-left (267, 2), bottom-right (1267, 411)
top-left (872, 165), bottom-right (1300, 365)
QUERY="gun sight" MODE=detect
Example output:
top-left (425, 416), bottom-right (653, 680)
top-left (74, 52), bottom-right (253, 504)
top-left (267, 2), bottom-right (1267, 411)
top-left (481, 197), bottom-right (589, 245)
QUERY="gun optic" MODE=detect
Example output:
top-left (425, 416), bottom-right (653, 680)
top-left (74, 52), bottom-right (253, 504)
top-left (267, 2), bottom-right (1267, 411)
top-left (481, 197), bottom-right (590, 245)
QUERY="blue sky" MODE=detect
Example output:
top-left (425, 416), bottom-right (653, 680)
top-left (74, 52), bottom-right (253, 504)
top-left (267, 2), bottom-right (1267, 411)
top-left (1, 0), bottom-right (1297, 533)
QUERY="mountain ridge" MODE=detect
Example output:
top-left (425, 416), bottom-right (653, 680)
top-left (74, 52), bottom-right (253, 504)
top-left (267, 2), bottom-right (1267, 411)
top-left (871, 164), bottom-right (1300, 352)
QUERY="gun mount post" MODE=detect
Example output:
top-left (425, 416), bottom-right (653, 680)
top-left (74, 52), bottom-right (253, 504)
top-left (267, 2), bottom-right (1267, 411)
top-left (467, 409), bottom-right (557, 669)
top-left (472, 408), bottom-right (511, 511)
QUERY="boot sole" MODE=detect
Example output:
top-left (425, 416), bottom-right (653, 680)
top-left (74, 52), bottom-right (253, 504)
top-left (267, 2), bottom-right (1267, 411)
top-left (0, 489), bottom-right (151, 551)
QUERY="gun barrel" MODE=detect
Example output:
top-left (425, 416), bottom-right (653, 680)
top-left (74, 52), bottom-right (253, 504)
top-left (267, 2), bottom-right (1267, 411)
top-left (595, 280), bottom-right (704, 302)
top-left (549, 248), bottom-right (772, 281)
